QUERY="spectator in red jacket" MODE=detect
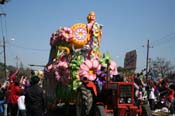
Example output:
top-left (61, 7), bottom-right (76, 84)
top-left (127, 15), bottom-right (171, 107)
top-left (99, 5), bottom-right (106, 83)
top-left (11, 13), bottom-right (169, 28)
top-left (6, 69), bottom-right (19, 116)
top-left (7, 78), bottom-right (22, 116)
top-left (9, 70), bottom-right (19, 83)
top-left (166, 87), bottom-right (175, 115)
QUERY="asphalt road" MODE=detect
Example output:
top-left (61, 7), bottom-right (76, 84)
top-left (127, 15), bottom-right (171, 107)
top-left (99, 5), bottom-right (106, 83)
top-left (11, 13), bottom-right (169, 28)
top-left (47, 104), bottom-right (76, 116)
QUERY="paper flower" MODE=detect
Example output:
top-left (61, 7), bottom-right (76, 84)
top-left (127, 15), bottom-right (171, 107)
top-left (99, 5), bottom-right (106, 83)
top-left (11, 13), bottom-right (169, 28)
top-left (109, 60), bottom-right (118, 76)
top-left (78, 59), bottom-right (101, 81)
top-left (52, 60), bottom-right (71, 85)
top-left (59, 27), bottom-right (73, 42)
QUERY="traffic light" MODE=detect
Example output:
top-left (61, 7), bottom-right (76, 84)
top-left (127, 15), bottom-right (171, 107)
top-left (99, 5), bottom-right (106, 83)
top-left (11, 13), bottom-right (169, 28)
top-left (0, 0), bottom-right (6, 4)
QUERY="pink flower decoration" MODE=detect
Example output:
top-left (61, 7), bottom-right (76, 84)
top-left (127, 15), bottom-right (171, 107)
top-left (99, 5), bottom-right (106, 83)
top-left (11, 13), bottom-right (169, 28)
top-left (58, 27), bottom-right (73, 42)
top-left (109, 60), bottom-right (118, 76)
top-left (78, 59), bottom-right (101, 81)
top-left (50, 31), bottom-right (59, 46)
top-left (50, 27), bottom-right (73, 46)
top-left (49, 60), bottom-right (71, 86)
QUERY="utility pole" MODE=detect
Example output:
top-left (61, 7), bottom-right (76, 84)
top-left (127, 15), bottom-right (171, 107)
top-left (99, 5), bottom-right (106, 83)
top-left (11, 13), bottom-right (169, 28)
top-left (15, 56), bottom-right (19, 69)
top-left (146, 40), bottom-right (149, 78)
top-left (0, 12), bottom-right (7, 79)
top-left (3, 36), bottom-right (6, 78)
top-left (145, 40), bottom-right (153, 79)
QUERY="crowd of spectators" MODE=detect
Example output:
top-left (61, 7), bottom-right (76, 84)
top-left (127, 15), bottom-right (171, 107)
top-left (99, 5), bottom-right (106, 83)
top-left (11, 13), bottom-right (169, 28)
top-left (1, 69), bottom-right (175, 116)
top-left (130, 72), bottom-right (175, 116)
top-left (0, 70), bottom-right (46, 116)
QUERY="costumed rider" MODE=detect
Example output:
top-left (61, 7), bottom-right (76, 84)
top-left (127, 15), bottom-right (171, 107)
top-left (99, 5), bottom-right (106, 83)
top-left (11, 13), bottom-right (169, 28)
top-left (86, 11), bottom-right (103, 60)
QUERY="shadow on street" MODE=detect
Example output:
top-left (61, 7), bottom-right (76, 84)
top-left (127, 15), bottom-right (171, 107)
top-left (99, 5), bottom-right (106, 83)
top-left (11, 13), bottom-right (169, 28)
top-left (47, 104), bottom-right (76, 116)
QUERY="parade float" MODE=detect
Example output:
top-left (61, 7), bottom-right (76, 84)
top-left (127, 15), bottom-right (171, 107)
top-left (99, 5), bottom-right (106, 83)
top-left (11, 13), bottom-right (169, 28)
top-left (44, 11), bottom-right (117, 103)
top-left (44, 11), bottom-right (150, 116)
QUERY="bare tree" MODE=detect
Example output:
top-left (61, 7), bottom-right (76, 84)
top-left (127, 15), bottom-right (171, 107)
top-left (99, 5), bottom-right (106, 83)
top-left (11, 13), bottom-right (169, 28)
top-left (150, 57), bottom-right (175, 78)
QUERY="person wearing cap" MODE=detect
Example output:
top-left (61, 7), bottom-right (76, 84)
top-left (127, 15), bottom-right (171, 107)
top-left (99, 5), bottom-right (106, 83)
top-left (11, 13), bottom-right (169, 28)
top-left (25, 76), bottom-right (46, 116)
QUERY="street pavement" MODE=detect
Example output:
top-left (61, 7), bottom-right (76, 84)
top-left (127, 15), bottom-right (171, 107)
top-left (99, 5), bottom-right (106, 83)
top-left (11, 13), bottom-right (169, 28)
top-left (47, 104), bottom-right (76, 116)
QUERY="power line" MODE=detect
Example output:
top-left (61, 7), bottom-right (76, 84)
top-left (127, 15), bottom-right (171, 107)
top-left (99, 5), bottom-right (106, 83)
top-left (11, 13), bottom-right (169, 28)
top-left (11, 43), bottom-right (49, 52)
top-left (151, 33), bottom-right (175, 47)
top-left (155, 36), bottom-right (175, 47)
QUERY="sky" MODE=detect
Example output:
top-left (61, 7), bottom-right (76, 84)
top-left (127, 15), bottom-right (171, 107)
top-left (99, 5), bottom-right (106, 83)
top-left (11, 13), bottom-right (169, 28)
top-left (0, 0), bottom-right (174, 71)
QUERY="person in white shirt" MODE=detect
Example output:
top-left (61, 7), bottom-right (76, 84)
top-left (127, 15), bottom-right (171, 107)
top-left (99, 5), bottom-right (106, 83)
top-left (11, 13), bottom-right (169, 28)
top-left (148, 82), bottom-right (156, 111)
top-left (17, 90), bottom-right (26, 116)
